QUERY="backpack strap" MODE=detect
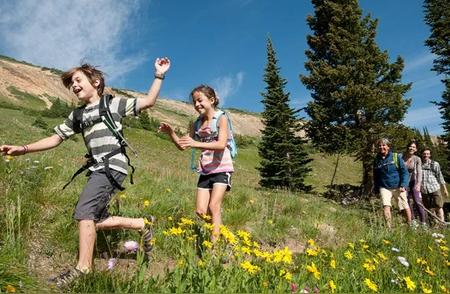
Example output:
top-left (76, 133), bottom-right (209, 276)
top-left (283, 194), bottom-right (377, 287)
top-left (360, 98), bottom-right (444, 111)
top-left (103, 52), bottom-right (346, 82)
top-left (393, 152), bottom-right (399, 169)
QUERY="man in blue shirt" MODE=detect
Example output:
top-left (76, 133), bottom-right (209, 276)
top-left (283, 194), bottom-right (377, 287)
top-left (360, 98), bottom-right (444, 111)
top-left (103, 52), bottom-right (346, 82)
top-left (373, 138), bottom-right (412, 228)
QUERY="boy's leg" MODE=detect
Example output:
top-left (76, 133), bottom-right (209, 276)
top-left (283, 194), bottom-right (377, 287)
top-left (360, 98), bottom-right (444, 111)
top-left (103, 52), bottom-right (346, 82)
top-left (77, 220), bottom-right (96, 272)
top-left (380, 188), bottom-right (392, 228)
top-left (383, 206), bottom-right (392, 229)
top-left (209, 184), bottom-right (227, 240)
top-left (96, 216), bottom-right (144, 230)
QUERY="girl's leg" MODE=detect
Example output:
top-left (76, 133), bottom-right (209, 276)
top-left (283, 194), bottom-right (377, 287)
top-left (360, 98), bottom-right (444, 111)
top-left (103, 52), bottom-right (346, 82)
top-left (208, 184), bottom-right (227, 241)
top-left (412, 190), bottom-right (426, 223)
top-left (196, 188), bottom-right (212, 217)
top-left (96, 216), bottom-right (144, 230)
top-left (407, 191), bottom-right (416, 220)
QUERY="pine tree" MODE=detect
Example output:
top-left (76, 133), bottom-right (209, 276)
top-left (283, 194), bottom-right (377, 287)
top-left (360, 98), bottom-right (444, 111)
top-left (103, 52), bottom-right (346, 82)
top-left (424, 0), bottom-right (450, 173)
top-left (258, 39), bottom-right (312, 192)
top-left (301, 0), bottom-right (411, 195)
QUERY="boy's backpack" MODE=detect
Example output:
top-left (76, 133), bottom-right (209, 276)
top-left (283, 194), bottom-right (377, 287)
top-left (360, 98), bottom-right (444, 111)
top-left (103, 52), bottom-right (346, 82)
top-left (62, 94), bottom-right (136, 190)
top-left (374, 152), bottom-right (400, 170)
top-left (190, 110), bottom-right (237, 171)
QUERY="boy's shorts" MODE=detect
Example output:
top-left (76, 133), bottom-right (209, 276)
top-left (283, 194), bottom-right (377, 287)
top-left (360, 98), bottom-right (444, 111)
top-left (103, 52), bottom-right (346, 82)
top-left (380, 187), bottom-right (409, 210)
top-left (422, 190), bottom-right (443, 209)
top-left (74, 169), bottom-right (126, 223)
top-left (197, 172), bottom-right (232, 191)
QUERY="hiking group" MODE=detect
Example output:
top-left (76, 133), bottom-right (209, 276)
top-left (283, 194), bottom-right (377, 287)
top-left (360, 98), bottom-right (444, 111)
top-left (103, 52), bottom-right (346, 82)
top-left (1, 57), bottom-right (448, 288)
top-left (373, 138), bottom-right (448, 229)
top-left (0, 57), bottom-right (236, 287)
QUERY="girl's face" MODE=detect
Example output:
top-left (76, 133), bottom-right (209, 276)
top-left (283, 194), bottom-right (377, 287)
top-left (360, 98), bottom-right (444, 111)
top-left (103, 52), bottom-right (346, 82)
top-left (407, 143), bottom-right (417, 155)
top-left (71, 70), bottom-right (99, 102)
top-left (192, 91), bottom-right (215, 114)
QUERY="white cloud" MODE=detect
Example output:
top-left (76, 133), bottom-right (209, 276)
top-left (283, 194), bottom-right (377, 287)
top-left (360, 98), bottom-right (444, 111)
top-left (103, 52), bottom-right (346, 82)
top-left (0, 0), bottom-right (147, 81)
top-left (403, 105), bottom-right (443, 134)
top-left (211, 72), bottom-right (245, 106)
top-left (404, 53), bottom-right (435, 74)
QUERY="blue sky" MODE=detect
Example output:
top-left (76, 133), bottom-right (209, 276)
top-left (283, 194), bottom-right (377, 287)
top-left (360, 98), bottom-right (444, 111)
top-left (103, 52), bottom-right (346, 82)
top-left (0, 0), bottom-right (444, 134)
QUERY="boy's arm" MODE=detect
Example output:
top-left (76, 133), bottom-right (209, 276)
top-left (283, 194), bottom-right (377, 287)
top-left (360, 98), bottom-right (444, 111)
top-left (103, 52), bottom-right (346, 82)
top-left (1, 134), bottom-right (63, 156)
top-left (398, 155), bottom-right (409, 190)
top-left (179, 116), bottom-right (228, 150)
top-left (137, 57), bottom-right (171, 111)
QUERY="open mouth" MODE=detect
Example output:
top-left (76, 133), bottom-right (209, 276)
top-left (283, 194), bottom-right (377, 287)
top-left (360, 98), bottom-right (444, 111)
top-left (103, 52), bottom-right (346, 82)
top-left (73, 88), bottom-right (82, 95)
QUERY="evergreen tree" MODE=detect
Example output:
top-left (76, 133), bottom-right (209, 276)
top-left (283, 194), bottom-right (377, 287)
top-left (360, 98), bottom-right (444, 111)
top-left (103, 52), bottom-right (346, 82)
top-left (424, 0), bottom-right (450, 173)
top-left (301, 0), bottom-right (411, 194)
top-left (258, 39), bottom-right (312, 192)
top-left (423, 127), bottom-right (434, 148)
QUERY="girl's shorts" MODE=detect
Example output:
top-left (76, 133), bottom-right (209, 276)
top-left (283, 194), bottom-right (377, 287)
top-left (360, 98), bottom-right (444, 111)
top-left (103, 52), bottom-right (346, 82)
top-left (74, 169), bottom-right (126, 223)
top-left (197, 172), bottom-right (232, 191)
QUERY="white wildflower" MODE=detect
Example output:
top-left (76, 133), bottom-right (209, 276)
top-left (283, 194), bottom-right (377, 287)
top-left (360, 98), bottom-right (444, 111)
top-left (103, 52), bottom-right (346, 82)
top-left (397, 256), bottom-right (409, 267)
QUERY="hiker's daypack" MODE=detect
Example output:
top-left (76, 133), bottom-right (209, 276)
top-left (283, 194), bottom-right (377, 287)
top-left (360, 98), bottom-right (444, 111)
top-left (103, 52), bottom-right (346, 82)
top-left (63, 94), bottom-right (135, 190)
top-left (190, 110), bottom-right (237, 171)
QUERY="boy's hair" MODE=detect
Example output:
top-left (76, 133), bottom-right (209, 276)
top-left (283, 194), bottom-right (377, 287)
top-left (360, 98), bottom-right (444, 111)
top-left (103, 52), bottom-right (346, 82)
top-left (61, 64), bottom-right (105, 96)
top-left (422, 147), bottom-right (432, 154)
top-left (190, 85), bottom-right (219, 107)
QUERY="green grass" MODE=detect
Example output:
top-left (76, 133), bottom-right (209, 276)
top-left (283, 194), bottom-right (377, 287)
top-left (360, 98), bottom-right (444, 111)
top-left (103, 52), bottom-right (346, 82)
top-left (0, 107), bottom-right (448, 293)
top-left (7, 86), bottom-right (47, 110)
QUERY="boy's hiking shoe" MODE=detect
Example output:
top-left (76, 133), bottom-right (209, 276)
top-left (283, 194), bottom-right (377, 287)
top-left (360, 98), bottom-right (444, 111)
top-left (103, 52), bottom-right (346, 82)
top-left (50, 267), bottom-right (84, 288)
top-left (141, 215), bottom-right (156, 255)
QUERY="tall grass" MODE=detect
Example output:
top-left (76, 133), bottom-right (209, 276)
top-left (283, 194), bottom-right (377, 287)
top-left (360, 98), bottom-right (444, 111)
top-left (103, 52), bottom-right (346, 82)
top-left (0, 107), bottom-right (448, 293)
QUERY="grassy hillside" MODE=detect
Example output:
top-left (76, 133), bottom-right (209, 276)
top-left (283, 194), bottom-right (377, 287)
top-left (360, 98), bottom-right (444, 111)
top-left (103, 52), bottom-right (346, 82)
top-left (0, 108), bottom-right (449, 293)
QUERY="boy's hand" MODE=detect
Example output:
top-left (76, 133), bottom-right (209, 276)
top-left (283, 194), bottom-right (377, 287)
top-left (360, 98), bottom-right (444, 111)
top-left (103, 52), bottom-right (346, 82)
top-left (158, 122), bottom-right (173, 134)
top-left (0, 145), bottom-right (26, 156)
top-left (155, 57), bottom-right (171, 75)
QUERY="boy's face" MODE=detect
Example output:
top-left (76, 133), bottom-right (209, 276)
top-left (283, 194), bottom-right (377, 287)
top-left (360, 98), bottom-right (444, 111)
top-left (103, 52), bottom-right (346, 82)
top-left (71, 70), bottom-right (100, 102)
top-left (377, 143), bottom-right (390, 157)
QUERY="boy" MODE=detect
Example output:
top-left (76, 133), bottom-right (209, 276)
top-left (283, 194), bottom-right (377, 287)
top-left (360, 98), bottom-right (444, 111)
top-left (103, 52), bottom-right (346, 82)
top-left (0, 57), bottom-right (170, 287)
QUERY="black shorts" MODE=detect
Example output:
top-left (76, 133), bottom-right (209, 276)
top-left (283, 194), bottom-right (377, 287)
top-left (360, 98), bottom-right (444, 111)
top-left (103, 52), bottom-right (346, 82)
top-left (197, 172), bottom-right (232, 191)
top-left (74, 169), bottom-right (126, 223)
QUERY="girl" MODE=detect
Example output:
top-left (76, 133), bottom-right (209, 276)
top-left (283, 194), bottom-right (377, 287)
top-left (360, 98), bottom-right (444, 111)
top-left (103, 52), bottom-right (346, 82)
top-left (159, 85), bottom-right (234, 241)
top-left (403, 141), bottom-right (426, 225)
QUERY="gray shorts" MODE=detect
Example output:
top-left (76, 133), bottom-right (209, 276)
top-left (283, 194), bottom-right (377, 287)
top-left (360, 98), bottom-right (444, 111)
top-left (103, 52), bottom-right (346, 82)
top-left (74, 169), bottom-right (126, 223)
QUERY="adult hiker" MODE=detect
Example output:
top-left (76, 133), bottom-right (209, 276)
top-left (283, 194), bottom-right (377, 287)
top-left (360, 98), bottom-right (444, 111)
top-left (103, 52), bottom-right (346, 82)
top-left (373, 138), bottom-right (412, 228)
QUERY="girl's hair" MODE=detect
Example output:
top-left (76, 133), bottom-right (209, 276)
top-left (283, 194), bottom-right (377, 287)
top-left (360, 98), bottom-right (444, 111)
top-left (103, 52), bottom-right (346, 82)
top-left (406, 140), bottom-right (417, 149)
top-left (190, 85), bottom-right (219, 107)
top-left (61, 64), bottom-right (105, 96)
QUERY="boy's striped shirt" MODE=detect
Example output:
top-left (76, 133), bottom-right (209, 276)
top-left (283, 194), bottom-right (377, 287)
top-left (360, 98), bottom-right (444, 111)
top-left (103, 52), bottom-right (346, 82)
top-left (54, 96), bottom-right (139, 175)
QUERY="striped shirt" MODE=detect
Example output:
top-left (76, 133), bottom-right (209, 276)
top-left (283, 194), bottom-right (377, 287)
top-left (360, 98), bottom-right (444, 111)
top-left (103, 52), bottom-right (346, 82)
top-left (421, 159), bottom-right (445, 194)
top-left (196, 124), bottom-right (234, 175)
top-left (54, 96), bottom-right (139, 175)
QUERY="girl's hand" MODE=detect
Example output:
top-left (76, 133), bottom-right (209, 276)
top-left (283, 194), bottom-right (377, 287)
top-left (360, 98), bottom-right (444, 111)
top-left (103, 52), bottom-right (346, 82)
top-left (158, 122), bottom-right (173, 134)
top-left (178, 135), bottom-right (194, 148)
top-left (155, 57), bottom-right (171, 75)
top-left (0, 145), bottom-right (26, 156)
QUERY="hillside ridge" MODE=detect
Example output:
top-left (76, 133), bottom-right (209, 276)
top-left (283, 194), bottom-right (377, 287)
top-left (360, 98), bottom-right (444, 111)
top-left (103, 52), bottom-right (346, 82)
top-left (0, 56), bottom-right (262, 136)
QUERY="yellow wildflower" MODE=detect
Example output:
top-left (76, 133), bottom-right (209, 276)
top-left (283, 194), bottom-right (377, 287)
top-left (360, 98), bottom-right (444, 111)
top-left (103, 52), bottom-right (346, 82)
top-left (199, 213), bottom-right (211, 221)
top-left (416, 257), bottom-right (427, 266)
top-left (348, 242), bottom-right (355, 249)
top-left (253, 241), bottom-right (260, 248)
top-left (162, 230), bottom-right (169, 236)
top-left (240, 260), bottom-right (261, 274)
top-left (329, 280), bottom-right (337, 293)
top-left (362, 244), bottom-right (369, 250)
top-left (284, 271), bottom-right (293, 281)
top-left (262, 280), bottom-right (269, 288)
top-left (377, 252), bottom-right (387, 262)
top-left (6, 285), bottom-right (16, 293)
top-left (202, 240), bottom-right (213, 249)
top-left (363, 259), bottom-right (376, 272)
top-left (440, 245), bottom-right (449, 252)
top-left (424, 266), bottom-right (435, 276)
top-left (169, 227), bottom-right (184, 235)
top-left (179, 217), bottom-right (194, 226)
top-left (440, 285), bottom-right (449, 293)
top-left (249, 199), bottom-right (255, 204)
top-left (330, 258), bottom-right (336, 269)
top-left (177, 259), bottom-right (185, 267)
top-left (272, 247), bottom-right (293, 264)
top-left (446, 260), bottom-right (450, 267)
top-left (383, 239), bottom-right (391, 245)
top-left (187, 236), bottom-right (195, 242)
top-left (166, 188), bottom-right (172, 193)
top-left (306, 248), bottom-right (319, 256)
top-left (404, 276), bottom-right (416, 291)
top-left (420, 282), bottom-right (432, 294)
top-left (144, 217), bottom-right (154, 226)
top-left (203, 223), bottom-right (214, 231)
top-left (307, 239), bottom-right (316, 246)
top-left (267, 219), bottom-right (273, 224)
top-left (168, 216), bottom-right (173, 221)
top-left (119, 193), bottom-right (127, 199)
top-left (306, 262), bottom-right (321, 280)
top-left (5, 155), bottom-right (14, 162)
top-left (143, 200), bottom-right (150, 207)
top-left (241, 246), bottom-right (252, 255)
top-left (364, 278), bottom-right (378, 292)
top-left (344, 250), bottom-right (353, 260)
top-left (220, 225), bottom-right (238, 245)
top-left (197, 259), bottom-right (205, 267)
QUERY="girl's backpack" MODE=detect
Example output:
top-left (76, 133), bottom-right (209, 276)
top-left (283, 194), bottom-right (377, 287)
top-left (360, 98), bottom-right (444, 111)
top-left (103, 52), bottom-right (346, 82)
top-left (190, 110), bottom-right (237, 171)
